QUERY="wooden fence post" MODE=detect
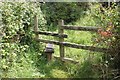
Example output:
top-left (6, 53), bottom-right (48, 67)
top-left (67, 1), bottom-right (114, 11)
top-left (58, 20), bottom-right (65, 59)
top-left (34, 15), bottom-right (39, 39)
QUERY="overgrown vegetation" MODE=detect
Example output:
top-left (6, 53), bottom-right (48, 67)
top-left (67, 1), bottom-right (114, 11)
top-left (41, 2), bottom-right (89, 30)
top-left (0, 2), bottom-right (46, 77)
top-left (89, 3), bottom-right (120, 78)
top-left (0, 2), bottom-right (120, 79)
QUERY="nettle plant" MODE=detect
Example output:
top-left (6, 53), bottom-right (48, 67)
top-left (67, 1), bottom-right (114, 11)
top-left (0, 2), bottom-right (46, 71)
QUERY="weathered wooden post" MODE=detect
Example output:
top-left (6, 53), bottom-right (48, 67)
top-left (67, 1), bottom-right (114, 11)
top-left (34, 15), bottom-right (39, 39)
top-left (58, 20), bottom-right (65, 59)
top-left (44, 43), bottom-right (54, 61)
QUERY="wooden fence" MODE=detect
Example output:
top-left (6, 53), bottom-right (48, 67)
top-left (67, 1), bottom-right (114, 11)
top-left (33, 15), bottom-right (109, 63)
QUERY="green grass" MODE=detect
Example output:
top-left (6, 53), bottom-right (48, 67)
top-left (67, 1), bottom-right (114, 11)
top-left (42, 14), bottom-right (103, 78)
top-left (53, 13), bottom-right (100, 62)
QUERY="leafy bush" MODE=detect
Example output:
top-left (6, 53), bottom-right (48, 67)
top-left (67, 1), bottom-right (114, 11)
top-left (0, 2), bottom-right (46, 77)
top-left (0, 43), bottom-right (28, 70)
top-left (1, 2), bottom-right (46, 41)
top-left (88, 3), bottom-right (120, 78)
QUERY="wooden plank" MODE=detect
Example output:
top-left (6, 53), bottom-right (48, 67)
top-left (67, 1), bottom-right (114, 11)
top-left (54, 55), bottom-right (79, 64)
top-left (36, 39), bottom-right (109, 53)
top-left (34, 15), bottom-right (39, 39)
top-left (36, 39), bottom-right (60, 45)
top-left (33, 31), bottom-right (68, 38)
top-left (58, 20), bottom-right (65, 59)
top-left (62, 42), bottom-right (108, 53)
top-left (63, 25), bottom-right (101, 32)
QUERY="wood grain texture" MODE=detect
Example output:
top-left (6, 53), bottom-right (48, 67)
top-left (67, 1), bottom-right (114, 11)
top-left (63, 25), bottom-right (101, 32)
top-left (58, 20), bottom-right (65, 59)
top-left (36, 39), bottom-right (109, 53)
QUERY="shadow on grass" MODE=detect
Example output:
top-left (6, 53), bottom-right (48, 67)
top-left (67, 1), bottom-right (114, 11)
top-left (35, 56), bottom-right (69, 78)
top-left (34, 54), bottom-right (96, 78)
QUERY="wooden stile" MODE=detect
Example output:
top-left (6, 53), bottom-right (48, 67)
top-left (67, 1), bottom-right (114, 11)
top-left (33, 18), bottom-right (109, 63)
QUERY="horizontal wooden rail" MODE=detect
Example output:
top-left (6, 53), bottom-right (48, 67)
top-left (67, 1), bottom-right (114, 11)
top-left (33, 31), bottom-right (67, 38)
top-left (62, 25), bottom-right (101, 32)
top-left (36, 39), bottom-right (109, 53)
top-left (54, 55), bottom-right (79, 64)
top-left (62, 42), bottom-right (108, 53)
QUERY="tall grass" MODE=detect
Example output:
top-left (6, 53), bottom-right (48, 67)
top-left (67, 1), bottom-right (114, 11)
top-left (45, 13), bottom-right (103, 78)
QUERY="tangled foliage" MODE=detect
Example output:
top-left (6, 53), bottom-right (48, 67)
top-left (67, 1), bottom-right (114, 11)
top-left (0, 43), bottom-right (28, 71)
top-left (89, 3), bottom-right (120, 78)
top-left (0, 2), bottom-right (46, 46)
top-left (1, 2), bottom-right (46, 38)
top-left (0, 2), bottom-right (46, 74)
